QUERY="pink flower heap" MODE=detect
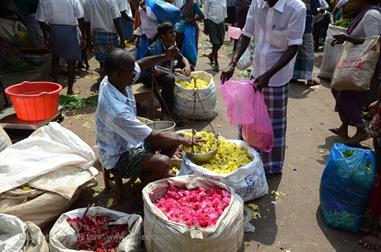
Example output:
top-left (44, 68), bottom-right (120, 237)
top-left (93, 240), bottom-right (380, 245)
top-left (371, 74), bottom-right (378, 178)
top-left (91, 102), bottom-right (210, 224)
top-left (154, 183), bottom-right (231, 228)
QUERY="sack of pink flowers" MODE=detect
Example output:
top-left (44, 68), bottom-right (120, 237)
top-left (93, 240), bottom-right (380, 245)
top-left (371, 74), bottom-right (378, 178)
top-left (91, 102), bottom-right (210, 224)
top-left (143, 176), bottom-right (244, 252)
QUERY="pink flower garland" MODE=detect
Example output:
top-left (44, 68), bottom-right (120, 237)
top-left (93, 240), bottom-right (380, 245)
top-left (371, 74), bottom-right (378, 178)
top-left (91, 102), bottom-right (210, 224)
top-left (154, 184), bottom-right (231, 228)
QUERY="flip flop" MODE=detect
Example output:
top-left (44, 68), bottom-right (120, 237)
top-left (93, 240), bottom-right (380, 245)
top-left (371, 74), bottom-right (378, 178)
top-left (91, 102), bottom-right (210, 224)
top-left (328, 128), bottom-right (349, 139)
top-left (306, 80), bottom-right (320, 86)
top-left (213, 65), bottom-right (220, 72)
top-left (346, 133), bottom-right (371, 145)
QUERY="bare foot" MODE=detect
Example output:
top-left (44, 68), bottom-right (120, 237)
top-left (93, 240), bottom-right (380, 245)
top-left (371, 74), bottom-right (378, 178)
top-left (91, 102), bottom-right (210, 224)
top-left (358, 235), bottom-right (381, 251)
top-left (206, 53), bottom-right (214, 65)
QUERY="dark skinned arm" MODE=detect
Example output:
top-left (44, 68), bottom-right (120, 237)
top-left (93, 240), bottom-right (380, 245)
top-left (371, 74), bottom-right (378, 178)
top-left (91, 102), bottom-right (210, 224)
top-left (77, 18), bottom-right (86, 48)
top-left (113, 18), bottom-right (125, 48)
top-left (255, 45), bottom-right (299, 90)
top-left (136, 46), bottom-right (179, 70)
top-left (121, 10), bottom-right (134, 22)
top-left (145, 131), bottom-right (198, 148)
top-left (331, 34), bottom-right (365, 46)
top-left (220, 35), bottom-right (251, 83)
top-left (85, 21), bottom-right (91, 45)
top-left (38, 21), bottom-right (49, 48)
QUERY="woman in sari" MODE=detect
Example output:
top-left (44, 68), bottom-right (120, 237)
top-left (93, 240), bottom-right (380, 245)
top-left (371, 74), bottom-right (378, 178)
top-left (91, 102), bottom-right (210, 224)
top-left (329, 0), bottom-right (381, 144)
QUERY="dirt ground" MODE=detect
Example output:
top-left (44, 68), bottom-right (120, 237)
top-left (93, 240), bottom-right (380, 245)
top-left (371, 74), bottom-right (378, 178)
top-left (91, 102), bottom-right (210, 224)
top-left (2, 28), bottom-right (374, 251)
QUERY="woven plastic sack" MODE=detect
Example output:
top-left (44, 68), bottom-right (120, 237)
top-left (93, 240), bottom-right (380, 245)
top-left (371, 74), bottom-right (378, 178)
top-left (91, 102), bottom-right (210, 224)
top-left (49, 207), bottom-right (143, 252)
top-left (0, 213), bottom-right (49, 252)
top-left (174, 71), bottom-right (217, 120)
top-left (0, 125), bottom-right (11, 152)
top-left (145, 0), bottom-right (181, 24)
top-left (332, 36), bottom-right (380, 91)
top-left (143, 176), bottom-right (244, 252)
top-left (219, 80), bottom-right (255, 125)
top-left (320, 143), bottom-right (376, 233)
top-left (242, 90), bottom-right (274, 153)
top-left (236, 46), bottom-right (252, 70)
top-left (181, 24), bottom-right (197, 65)
top-left (179, 140), bottom-right (268, 201)
top-left (318, 25), bottom-right (346, 80)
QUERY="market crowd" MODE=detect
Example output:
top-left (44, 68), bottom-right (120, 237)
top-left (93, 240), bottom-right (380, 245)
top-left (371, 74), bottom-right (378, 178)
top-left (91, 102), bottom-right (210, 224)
top-left (1, 0), bottom-right (381, 250)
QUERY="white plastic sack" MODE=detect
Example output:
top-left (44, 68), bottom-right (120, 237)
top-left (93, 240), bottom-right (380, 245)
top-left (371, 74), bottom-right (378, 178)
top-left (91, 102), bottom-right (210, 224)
top-left (236, 46), bottom-right (252, 70)
top-left (0, 122), bottom-right (98, 228)
top-left (49, 207), bottom-right (143, 252)
top-left (0, 18), bottom-right (27, 45)
top-left (318, 25), bottom-right (347, 80)
top-left (332, 36), bottom-right (380, 91)
top-left (0, 213), bottom-right (49, 252)
top-left (0, 126), bottom-right (11, 152)
top-left (179, 140), bottom-right (268, 201)
top-left (143, 176), bottom-right (244, 252)
top-left (0, 122), bottom-right (97, 196)
top-left (174, 71), bottom-right (218, 120)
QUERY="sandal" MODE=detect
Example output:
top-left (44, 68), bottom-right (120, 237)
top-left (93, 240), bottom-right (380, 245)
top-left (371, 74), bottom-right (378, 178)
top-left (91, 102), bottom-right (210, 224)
top-left (213, 65), bottom-right (219, 72)
top-left (328, 128), bottom-right (349, 139)
top-left (306, 80), bottom-right (320, 86)
top-left (347, 133), bottom-right (371, 145)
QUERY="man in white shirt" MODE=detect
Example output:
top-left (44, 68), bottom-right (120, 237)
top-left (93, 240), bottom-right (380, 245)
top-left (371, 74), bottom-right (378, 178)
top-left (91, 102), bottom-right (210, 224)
top-left (117, 0), bottom-right (134, 41)
top-left (83, 0), bottom-right (125, 72)
top-left (221, 0), bottom-right (306, 176)
top-left (97, 48), bottom-right (200, 185)
top-left (203, 0), bottom-right (227, 71)
top-left (36, 0), bottom-right (85, 95)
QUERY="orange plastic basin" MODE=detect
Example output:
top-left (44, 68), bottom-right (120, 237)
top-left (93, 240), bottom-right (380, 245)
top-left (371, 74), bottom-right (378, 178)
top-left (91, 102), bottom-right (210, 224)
top-left (5, 81), bottom-right (62, 121)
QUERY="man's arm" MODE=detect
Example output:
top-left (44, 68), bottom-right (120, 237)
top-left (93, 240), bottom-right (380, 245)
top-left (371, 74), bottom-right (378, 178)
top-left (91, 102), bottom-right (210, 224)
top-left (136, 46), bottom-right (178, 70)
top-left (121, 10), bottom-right (134, 22)
top-left (38, 22), bottom-right (49, 48)
top-left (145, 131), bottom-right (196, 148)
top-left (255, 45), bottom-right (299, 90)
top-left (113, 18), bottom-right (125, 48)
top-left (78, 18), bottom-right (86, 48)
top-left (220, 35), bottom-right (251, 83)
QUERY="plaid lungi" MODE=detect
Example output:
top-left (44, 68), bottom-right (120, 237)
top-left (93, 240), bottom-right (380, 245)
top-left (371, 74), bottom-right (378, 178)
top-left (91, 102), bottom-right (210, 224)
top-left (48, 24), bottom-right (81, 61)
top-left (261, 84), bottom-right (289, 175)
top-left (92, 31), bottom-right (121, 63)
top-left (118, 18), bottom-right (134, 41)
top-left (293, 33), bottom-right (314, 81)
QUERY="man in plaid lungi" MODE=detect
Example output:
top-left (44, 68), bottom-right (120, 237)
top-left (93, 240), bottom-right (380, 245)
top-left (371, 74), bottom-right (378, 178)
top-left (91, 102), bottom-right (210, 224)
top-left (83, 0), bottom-right (125, 74)
top-left (36, 0), bottom-right (86, 95)
top-left (221, 0), bottom-right (306, 176)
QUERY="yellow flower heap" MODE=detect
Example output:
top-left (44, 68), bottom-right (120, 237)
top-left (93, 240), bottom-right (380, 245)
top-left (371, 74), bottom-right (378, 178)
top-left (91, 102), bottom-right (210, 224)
top-left (183, 131), bottom-right (218, 153)
top-left (184, 131), bottom-right (252, 174)
top-left (177, 78), bottom-right (209, 90)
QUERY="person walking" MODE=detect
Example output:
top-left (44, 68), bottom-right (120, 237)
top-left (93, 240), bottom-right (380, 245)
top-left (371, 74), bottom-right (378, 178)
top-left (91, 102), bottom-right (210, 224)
top-left (221, 0), bottom-right (306, 176)
top-left (117, 0), bottom-right (135, 41)
top-left (83, 0), bottom-right (125, 75)
top-left (36, 0), bottom-right (85, 95)
top-left (204, 0), bottom-right (227, 71)
top-left (292, 0), bottom-right (320, 87)
top-left (329, 0), bottom-right (381, 144)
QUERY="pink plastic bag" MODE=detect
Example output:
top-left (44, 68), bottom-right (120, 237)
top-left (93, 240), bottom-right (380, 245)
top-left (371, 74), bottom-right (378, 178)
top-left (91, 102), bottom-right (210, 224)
top-left (242, 90), bottom-right (274, 152)
top-left (219, 80), bottom-right (255, 125)
top-left (227, 26), bottom-right (241, 40)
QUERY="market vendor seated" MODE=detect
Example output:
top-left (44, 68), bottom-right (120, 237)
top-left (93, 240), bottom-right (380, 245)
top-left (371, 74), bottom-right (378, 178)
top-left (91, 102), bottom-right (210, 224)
top-left (138, 21), bottom-right (191, 118)
top-left (96, 48), bottom-right (200, 185)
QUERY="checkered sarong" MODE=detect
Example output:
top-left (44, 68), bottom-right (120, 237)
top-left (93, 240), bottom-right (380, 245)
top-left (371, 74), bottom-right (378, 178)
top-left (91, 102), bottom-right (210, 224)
top-left (92, 31), bottom-right (121, 63)
top-left (293, 33), bottom-right (314, 80)
top-left (118, 18), bottom-right (134, 40)
top-left (48, 24), bottom-right (81, 61)
top-left (261, 84), bottom-right (289, 175)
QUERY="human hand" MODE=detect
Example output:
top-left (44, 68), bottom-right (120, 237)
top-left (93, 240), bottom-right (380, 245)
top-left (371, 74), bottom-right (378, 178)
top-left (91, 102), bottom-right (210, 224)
top-left (220, 63), bottom-right (236, 83)
top-left (331, 34), bottom-right (348, 46)
top-left (164, 45), bottom-right (179, 60)
top-left (43, 38), bottom-right (49, 49)
top-left (180, 136), bottom-right (205, 147)
top-left (254, 73), bottom-right (271, 91)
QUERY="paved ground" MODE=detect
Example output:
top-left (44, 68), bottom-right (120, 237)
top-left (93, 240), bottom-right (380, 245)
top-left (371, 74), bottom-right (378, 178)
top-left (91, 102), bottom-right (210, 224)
top-left (2, 30), bottom-right (373, 251)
